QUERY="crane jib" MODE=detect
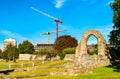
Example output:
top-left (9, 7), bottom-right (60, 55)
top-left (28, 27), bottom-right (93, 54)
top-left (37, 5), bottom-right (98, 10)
top-left (31, 6), bottom-right (64, 39)
top-left (54, 20), bottom-right (63, 24)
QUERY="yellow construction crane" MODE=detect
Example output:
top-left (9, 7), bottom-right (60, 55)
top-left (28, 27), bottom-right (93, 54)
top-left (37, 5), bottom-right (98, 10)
top-left (41, 29), bottom-right (67, 44)
top-left (31, 7), bottom-right (63, 39)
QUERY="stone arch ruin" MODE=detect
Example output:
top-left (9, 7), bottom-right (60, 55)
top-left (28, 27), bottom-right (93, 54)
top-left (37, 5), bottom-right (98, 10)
top-left (76, 30), bottom-right (107, 56)
top-left (75, 30), bottom-right (110, 68)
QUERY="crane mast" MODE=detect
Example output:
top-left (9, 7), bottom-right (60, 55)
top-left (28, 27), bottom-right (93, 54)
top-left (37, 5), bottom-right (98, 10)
top-left (31, 7), bottom-right (63, 39)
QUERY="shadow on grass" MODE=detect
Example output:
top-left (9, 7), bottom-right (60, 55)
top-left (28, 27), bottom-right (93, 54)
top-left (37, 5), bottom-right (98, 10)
top-left (0, 69), bottom-right (14, 75)
top-left (107, 60), bottom-right (120, 72)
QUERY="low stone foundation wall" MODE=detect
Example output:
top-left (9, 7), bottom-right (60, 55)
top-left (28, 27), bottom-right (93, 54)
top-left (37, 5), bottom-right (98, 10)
top-left (18, 54), bottom-right (46, 60)
top-left (65, 54), bottom-right (110, 75)
top-left (19, 54), bottom-right (36, 60)
top-left (50, 54), bottom-right (110, 76)
top-left (64, 54), bottom-right (75, 61)
top-left (75, 54), bottom-right (110, 68)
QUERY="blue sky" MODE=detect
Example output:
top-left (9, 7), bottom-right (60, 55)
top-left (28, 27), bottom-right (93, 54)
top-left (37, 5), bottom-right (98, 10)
top-left (0, 0), bottom-right (114, 49)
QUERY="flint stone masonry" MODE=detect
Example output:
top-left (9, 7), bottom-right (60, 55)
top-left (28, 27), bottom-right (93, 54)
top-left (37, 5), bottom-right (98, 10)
top-left (75, 30), bottom-right (110, 69)
top-left (64, 54), bottom-right (75, 61)
top-left (19, 54), bottom-right (47, 60)
top-left (19, 54), bottom-right (36, 60)
top-left (76, 30), bottom-right (107, 56)
top-left (19, 54), bottom-right (60, 61)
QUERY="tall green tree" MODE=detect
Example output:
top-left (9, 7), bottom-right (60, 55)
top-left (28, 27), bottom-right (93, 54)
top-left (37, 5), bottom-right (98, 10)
top-left (18, 40), bottom-right (35, 54)
top-left (2, 44), bottom-right (19, 62)
top-left (0, 49), bottom-right (2, 59)
top-left (109, 0), bottom-right (120, 60)
top-left (54, 35), bottom-right (78, 53)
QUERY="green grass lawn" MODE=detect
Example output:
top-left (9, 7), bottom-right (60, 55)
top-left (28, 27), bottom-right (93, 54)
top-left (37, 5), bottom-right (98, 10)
top-left (0, 60), bottom-right (120, 79)
top-left (0, 60), bottom-right (45, 70)
top-left (21, 66), bottom-right (120, 79)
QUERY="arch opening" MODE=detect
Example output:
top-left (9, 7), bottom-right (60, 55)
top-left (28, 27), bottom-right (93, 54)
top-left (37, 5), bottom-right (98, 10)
top-left (87, 35), bottom-right (98, 55)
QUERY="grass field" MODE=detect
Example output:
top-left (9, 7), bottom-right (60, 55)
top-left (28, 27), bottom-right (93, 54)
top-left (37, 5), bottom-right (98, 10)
top-left (0, 60), bottom-right (120, 79)
top-left (20, 66), bottom-right (120, 79)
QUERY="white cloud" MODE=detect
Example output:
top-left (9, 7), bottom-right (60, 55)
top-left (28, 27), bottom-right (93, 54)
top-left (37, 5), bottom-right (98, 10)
top-left (53, 0), bottom-right (66, 8)
top-left (0, 30), bottom-right (28, 43)
top-left (0, 30), bottom-right (15, 37)
top-left (96, 24), bottom-right (113, 35)
top-left (93, 24), bottom-right (113, 44)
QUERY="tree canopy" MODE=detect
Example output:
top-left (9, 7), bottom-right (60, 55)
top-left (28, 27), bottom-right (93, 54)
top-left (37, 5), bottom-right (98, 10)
top-left (0, 49), bottom-right (2, 59)
top-left (2, 44), bottom-right (19, 62)
top-left (109, 0), bottom-right (120, 60)
top-left (18, 40), bottom-right (35, 54)
top-left (54, 35), bottom-right (78, 53)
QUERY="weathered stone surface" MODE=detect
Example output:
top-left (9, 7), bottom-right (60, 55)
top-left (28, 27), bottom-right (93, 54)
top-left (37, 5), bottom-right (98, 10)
top-left (64, 54), bottom-right (75, 61)
top-left (19, 54), bottom-right (37, 60)
top-left (76, 30), bottom-right (107, 56)
top-left (73, 30), bottom-right (110, 75)
top-left (19, 54), bottom-right (60, 61)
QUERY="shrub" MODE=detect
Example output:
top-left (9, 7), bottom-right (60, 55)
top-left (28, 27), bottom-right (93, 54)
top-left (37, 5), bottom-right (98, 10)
top-left (34, 48), bottom-right (58, 61)
top-left (58, 48), bottom-right (75, 60)
top-left (58, 53), bottom-right (66, 60)
top-left (63, 48), bottom-right (75, 54)
top-left (46, 48), bottom-right (58, 60)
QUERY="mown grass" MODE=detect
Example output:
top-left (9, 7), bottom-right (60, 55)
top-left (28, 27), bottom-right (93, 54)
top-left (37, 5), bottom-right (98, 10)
top-left (77, 67), bottom-right (120, 79)
top-left (9, 60), bottom-right (71, 77)
top-left (23, 76), bottom-right (77, 79)
top-left (0, 60), bottom-right (120, 79)
top-left (23, 67), bottom-right (120, 79)
top-left (0, 60), bottom-right (42, 70)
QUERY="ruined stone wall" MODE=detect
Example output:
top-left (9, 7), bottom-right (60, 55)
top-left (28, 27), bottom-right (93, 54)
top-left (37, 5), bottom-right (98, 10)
top-left (75, 30), bottom-right (110, 69)
top-left (19, 54), bottom-right (36, 60)
top-left (64, 54), bottom-right (75, 61)
top-left (76, 30), bottom-right (107, 57)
